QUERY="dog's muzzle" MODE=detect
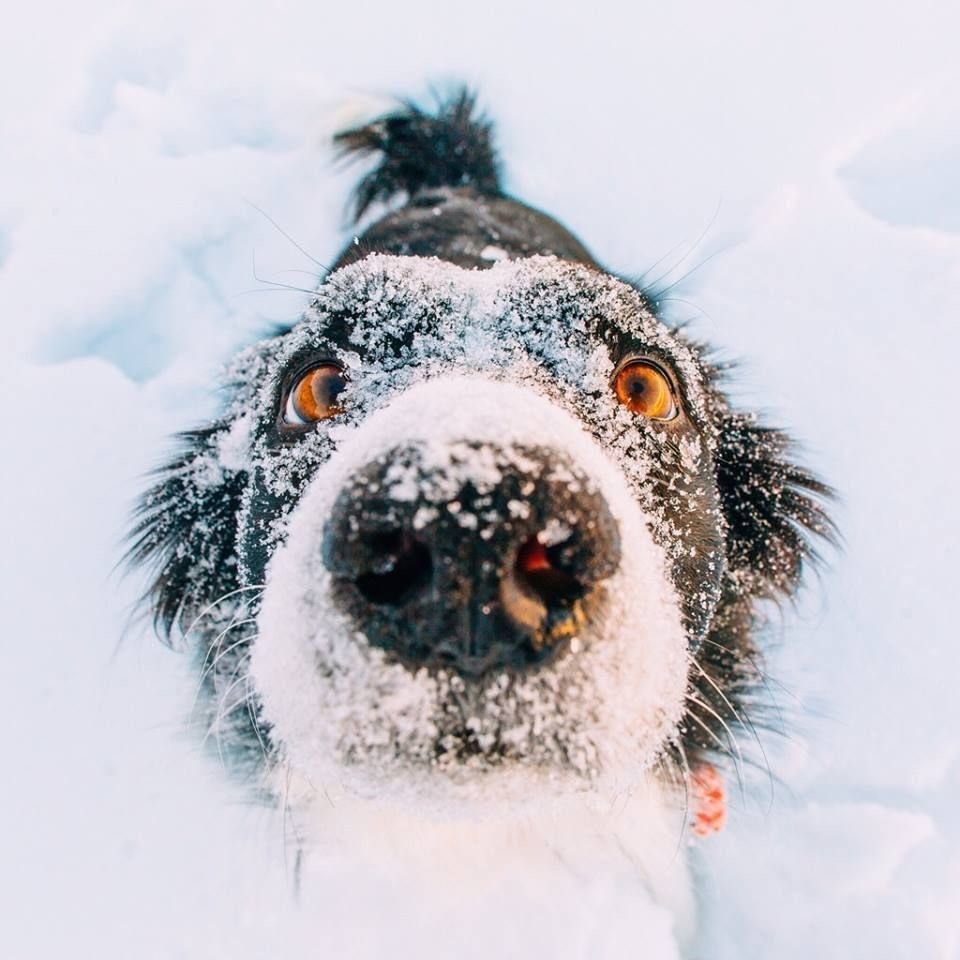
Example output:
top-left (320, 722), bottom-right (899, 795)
top-left (322, 442), bottom-right (622, 677)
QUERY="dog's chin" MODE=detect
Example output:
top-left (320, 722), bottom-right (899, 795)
top-left (267, 652), bottom-right (648, 816)
top-left (284, 757), bottom-right (625, 823)
top-left (258, 654), bottom-right (681, 823)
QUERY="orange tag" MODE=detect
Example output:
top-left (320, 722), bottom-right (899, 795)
top-left (690, 763), bottom-right (726, 837)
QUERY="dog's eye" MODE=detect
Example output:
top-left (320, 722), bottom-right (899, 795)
top-left (284, 364), bottom-right (348, 424)
top-left (613, 360), bottom-right (677, 420)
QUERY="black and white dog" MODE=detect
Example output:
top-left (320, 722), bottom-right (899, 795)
top-left (129, 90), bottom-right (833, 953)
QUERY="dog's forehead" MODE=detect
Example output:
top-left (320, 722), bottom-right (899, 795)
top-left (226, 254), bottom-right (712, 426)
top-left (300, 255), bottom-right (696, 367)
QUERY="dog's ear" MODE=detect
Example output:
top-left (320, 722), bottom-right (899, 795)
top-left (127, 423), bottom-right (246, 644)
top-left (714, 412), bottom-right (836, 601)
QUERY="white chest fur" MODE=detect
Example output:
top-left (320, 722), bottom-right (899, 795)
top-left (289, 777), bottom-right (696, 959)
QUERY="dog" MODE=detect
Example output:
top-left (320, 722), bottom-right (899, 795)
top-left (128, 89), bottom-right (833, 954)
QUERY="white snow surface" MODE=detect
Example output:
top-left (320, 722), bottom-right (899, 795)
top-left (2, 2), bottom-right (959, 958)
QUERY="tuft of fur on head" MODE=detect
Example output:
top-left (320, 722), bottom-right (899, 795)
top-left (335, 88), bottom-right (501, 222)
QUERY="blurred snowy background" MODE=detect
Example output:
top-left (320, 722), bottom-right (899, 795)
top-left (1, 1), bottom-right (958, 957)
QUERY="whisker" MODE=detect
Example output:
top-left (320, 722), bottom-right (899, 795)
top-left (280, 760), bottom-right (303, 897)
top-left (641, 199), bottom-right (722, 291)
top-left (684, 696), bottom-right (745, 791)
top-left (668, 739), bottom-right (694, 852)
top-left (250, 254), bottom-right (320, 298)
top-left (691, 658), bottom-right (775, 809)
top-left (245, 200), bottom-right (331, 272)
top-left (652, 246), bottom-right (727, 299)
top-left (658, 296), bottom-right (716, 326)
top-left (701, 635), bottom-right (796, 730)
top-left (196, 615), bottom-right (257, 674)
top-left (193, 628), bottom-right (259, 711)
top-left (275, 268), bottom-right (327, 279)
top-left (244, 673), bottom-right (271, 764)
top-left (182, 585), bottom-right (265, 643)
top-left (204, 667), bottom-right (254, 767)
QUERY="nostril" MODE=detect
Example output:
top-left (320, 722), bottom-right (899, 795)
top-left (355, 529), bottom-right (433, 606)
top-left (515, 532), bottom-right (584, 607)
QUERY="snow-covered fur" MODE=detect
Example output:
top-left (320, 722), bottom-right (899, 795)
top-left (127, 89), bottom-right (833, 952)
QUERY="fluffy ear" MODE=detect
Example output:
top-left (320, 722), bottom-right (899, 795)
top-left (714, 412), bottom-right (836, 601)
top-left (671, 413), bottom-right (836, 770)
top-left (126, 423), bottom-right (246, 643)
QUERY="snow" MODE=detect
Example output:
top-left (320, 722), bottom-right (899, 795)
top-left (2, 1), bottom-right (959, 958)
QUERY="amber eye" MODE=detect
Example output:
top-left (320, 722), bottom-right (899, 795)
top-left (613, 359), bottom-right (678, 420)
top-left (284, 364), bottom-right (348, 424)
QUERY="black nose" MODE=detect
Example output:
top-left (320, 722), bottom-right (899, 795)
top-left (322, 443), bottom-right (621, 677)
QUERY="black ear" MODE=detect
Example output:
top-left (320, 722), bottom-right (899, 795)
top-left (715, 412), bottom-right (836, 601)
top-left (126, 423), bottom-right (246, 643)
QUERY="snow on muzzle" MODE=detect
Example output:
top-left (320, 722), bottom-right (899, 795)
top-left (252, 378), bottom-right (689, 787)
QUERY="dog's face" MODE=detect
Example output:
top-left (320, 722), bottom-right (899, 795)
top-left (131, 94), bottom-right (831, 815)
top-left (225, 255), bottom-right (726, 800)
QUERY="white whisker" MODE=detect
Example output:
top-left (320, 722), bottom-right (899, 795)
top-left (183, 585), bottom-right (265, 643)
top-left (691, 658), bottom-right (775, 808)
top-left (192, 624), bottom-right (259, 709)
top-left (684, 696), bottom-right (745, 789)
top-left (204, 666), bottom-right (255, 767)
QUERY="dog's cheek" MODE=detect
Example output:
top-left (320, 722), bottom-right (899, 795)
top-left (608, 427), bottom-right (727, 646)
top-left (661, 472), bottom-right (727, 643)
top-left (236, 474), bottom-right (281, 588)
top-left (236, 473), bottom-right (317, 589)
top-left (235, 429), bottom-right (340, 586)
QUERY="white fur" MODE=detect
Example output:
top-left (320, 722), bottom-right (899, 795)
top-left (285, 772), bottom-right (695, 959)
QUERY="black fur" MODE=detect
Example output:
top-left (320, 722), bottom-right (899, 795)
top-left (128, 423), bottom-right (244, 641)
top-left (332, 90), bottom-right (597, 271)
top-left (335, 88), bottom-right (501, 221)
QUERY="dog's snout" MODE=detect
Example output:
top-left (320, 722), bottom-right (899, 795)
top-left (323, 443), bottom-right (621, 677)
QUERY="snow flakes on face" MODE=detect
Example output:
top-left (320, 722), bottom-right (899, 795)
top-left (204, 255), bottom-right (730, 800)
top-left (252, 377), bottom-right (691, 801)
top-left (231, 255), bottom-right (723, 577)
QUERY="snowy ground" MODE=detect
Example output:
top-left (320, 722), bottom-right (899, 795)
top-left (2, 1), bottom-right (959, 957)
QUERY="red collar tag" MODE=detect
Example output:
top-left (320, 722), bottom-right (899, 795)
top-left (690, 763), bottom-right (727, 837)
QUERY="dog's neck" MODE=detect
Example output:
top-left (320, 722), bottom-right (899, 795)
top-left (288, 775), bottom-right (696, 957)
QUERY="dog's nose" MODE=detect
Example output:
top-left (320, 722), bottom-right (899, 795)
top-left (322, 443), bottom-right (621, 677)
